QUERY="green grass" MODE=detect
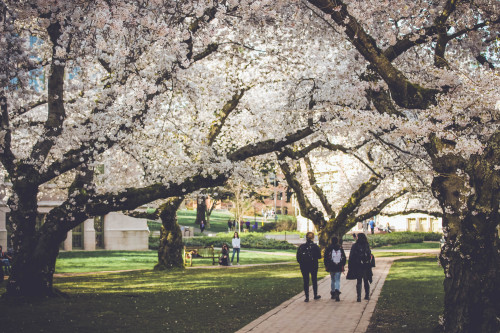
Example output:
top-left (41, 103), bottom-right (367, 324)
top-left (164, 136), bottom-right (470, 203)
top-left (56, 251), bottom-right (159, 273)
top-left (367, 256), bottom-right (444, 333)
top-left (370, 251), bottom-right (429, 258)
top-left (0, 264), bottom-right (328, 333)
top-left (55, 250), bottom-right (296, 273)
top-left (177, 209), bottom-right (233, 233)
top-left (376, 242), bottom-right (441, 250)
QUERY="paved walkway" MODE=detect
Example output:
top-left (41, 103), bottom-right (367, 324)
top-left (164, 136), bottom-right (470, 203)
top-left (236, 256), bottom-right (404, 333)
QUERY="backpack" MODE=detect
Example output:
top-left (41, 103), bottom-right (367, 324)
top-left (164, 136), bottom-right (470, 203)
top-left (331, 249), bottom-right (342, 265)
top-left (297, 243), bottom-right (314, 265)
top-left (359, 246), bottom-right (371, 265)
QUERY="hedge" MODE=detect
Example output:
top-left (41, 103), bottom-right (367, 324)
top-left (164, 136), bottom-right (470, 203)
top-left (183, 233), bottom-right (297, 250)
top-left (363, 232), bottom-right (442, 248)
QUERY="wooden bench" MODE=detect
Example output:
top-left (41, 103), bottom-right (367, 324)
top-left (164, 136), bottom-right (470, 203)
top-left (183, 245), bottom-right (217, 266)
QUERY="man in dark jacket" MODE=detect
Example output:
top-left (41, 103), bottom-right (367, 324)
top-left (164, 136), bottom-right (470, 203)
top-left (296, 232), bottom-right (322, 302)
top-left (324, 237), bottom-right (346, 301)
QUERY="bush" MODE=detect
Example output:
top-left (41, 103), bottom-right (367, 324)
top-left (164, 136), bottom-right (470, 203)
top-left (260, 219), bottom-right (297, 232)
top-left (183, 233), bottom-right (296, 250)
top-left (365, 232), bottom-right (442, 248)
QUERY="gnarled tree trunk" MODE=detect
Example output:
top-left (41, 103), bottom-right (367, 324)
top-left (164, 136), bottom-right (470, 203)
top-left (428, 135), bottom-right (500, 333)
top-left (155, 197), bottom-right (185, 270)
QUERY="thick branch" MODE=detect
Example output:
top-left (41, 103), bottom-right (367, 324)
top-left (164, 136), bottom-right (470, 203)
top-left (29, 22), bottom-right (67, 165)
top-left (279, 159), bottom-right (327, 228)
top-left (228, 124), bottom-right (317, 161)
top-left (306, 0), bottom-right (439, 109)
top-left (207, 88), bottom-right (248, 146)
top-left (304, 156), bottom-right (334, 216)
top-left (354, 188), bottom-right (410, 222)
top-left (0, 93), bottom-right (15, 174)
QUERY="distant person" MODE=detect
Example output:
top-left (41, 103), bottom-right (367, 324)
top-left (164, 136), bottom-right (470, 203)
top-left (228, 219), bottom-right (232, 232)
top-left (252, 222), bottom-right (258, 231)
top-left (362, 220), bottom-right (367, 232)
top-left (0, 245), bottom-right (12, 275)
top-left (232, 220), bottom-right (236, 231)
top-left (296, 232), bottom-right (322, 302)
top-left (200, 220), bottom-right (205, 233)
top-left (348, 233), bottom-right (372, 302)
top-left (324, 237), bottom-right (346, 301)
top-left (231, 232), bottom-right (241, 265)
top-left (369, 219), bottom-right (375, 234)
top-left (219, 243), bottom-right (230, 266)
top-left (386, 222), bottom-right (392, 233)
top-left (246, 220), bottom-right (251, 231)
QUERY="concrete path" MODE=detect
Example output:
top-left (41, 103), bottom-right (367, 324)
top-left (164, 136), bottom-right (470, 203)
top-left (236, 256), bottom-right (402, 333)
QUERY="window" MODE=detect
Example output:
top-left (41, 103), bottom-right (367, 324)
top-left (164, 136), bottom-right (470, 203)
top-left (407, 218), bottom-right (417, 231)
top-left (94, 216), bottom-right (104, 249)
top-left (72, 223), bottom-right (84, 249)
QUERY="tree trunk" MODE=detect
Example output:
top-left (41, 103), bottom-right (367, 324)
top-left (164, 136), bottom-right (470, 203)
top-left (428, 135), bottom-right (500, 333)
top-left (155, 197), bottom-right (185, 270)
top-left (5, 201), bottom-right (82, 297)
top-left (195, 195), bottom-right (207, 225)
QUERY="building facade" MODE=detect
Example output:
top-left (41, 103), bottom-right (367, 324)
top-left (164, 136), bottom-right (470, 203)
top-left (0, 202), bottom-right (150, 251)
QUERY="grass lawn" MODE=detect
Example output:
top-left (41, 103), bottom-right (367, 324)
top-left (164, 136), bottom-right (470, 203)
top-left (55, 250), bottom-right (296, 273)
top-left (375, 242), bottom-right (441, 250)
top-left (370, 251), bottom-right (430, 258)
top-left (0, 264), bottom-right (328, 333)
top-left (367, 256), bottom-right (444, 333)
top-left (177, 209), bottom-right (233, 233)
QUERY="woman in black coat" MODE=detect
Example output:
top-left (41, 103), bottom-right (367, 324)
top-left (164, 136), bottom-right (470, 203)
top-left (348, 233), bottom-right (372, 302)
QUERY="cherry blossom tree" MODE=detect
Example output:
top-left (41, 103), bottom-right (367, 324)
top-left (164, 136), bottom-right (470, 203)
top-left (0, 0), bottom-right (327, 296)
top-left (248, 0), bottom-right (498, 331)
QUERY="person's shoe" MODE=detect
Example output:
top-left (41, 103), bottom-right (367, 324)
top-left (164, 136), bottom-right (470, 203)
top-left (314, 295), bottom-right (321, 300)
top-left (357, 296), bottom-right (361, 302)
top-left (330, 291), bottom-right (335, 299)
top-left (304, 297), bottom-right (309, 302)
top-left (365, 294), bottom-right (370, 300)
top-left (335, 290), bottom-right (340, 302)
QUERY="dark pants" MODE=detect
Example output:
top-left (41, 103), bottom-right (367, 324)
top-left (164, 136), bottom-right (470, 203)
top-left (300, 266), bottom-right (318, 298)
top-left (356, 270), bottom-right (370, 297)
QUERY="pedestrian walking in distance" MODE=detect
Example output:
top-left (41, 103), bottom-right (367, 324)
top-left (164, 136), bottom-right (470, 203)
top-left (296, 232), bottom-right (322, 302)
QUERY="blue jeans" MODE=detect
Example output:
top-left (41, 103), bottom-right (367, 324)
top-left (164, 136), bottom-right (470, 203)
top-left (231, 248), bottom-right (240, 263)
top-left (330, 271), bottom-right (341, 291)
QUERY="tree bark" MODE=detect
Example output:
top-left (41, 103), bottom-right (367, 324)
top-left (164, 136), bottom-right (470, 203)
top-left (427, 134), bottom-right (500, 333)
top-left (195, 195), bottom-right (207, 225)
top-left (155, 197), bottom-right (185, 270)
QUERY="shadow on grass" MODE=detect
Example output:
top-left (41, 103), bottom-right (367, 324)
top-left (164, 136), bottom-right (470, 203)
top-left (1, 264), bottom-right (328, 333)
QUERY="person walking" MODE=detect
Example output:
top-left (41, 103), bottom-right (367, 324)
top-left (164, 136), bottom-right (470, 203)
top-left (369, 219), bottom-right (375, 234)
top-left (324, 236), bottom-right (346, 301)
top-left (296, 232), bottom-right (322, 302)
top-left (231, 232), bottom-right (241, 265)
top-left (348, 233), bottom-right (373, 302)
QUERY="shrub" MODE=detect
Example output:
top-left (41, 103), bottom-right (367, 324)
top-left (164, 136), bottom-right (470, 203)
top-left (260, 219), bottom-right (297, 232)
top-left (365, 232), bottom-right (442, 248)
top-left (183, 233), bottom-right (296, 250)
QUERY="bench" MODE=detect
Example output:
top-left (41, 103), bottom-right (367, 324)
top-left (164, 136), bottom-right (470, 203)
top-left (183, 245), bottom-right (217, 266)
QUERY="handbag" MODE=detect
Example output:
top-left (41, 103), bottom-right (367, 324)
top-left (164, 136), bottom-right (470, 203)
top-left (370, 254), bottom-right (376, 267)
top-left (346, 269), bottom-right (356, 280)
